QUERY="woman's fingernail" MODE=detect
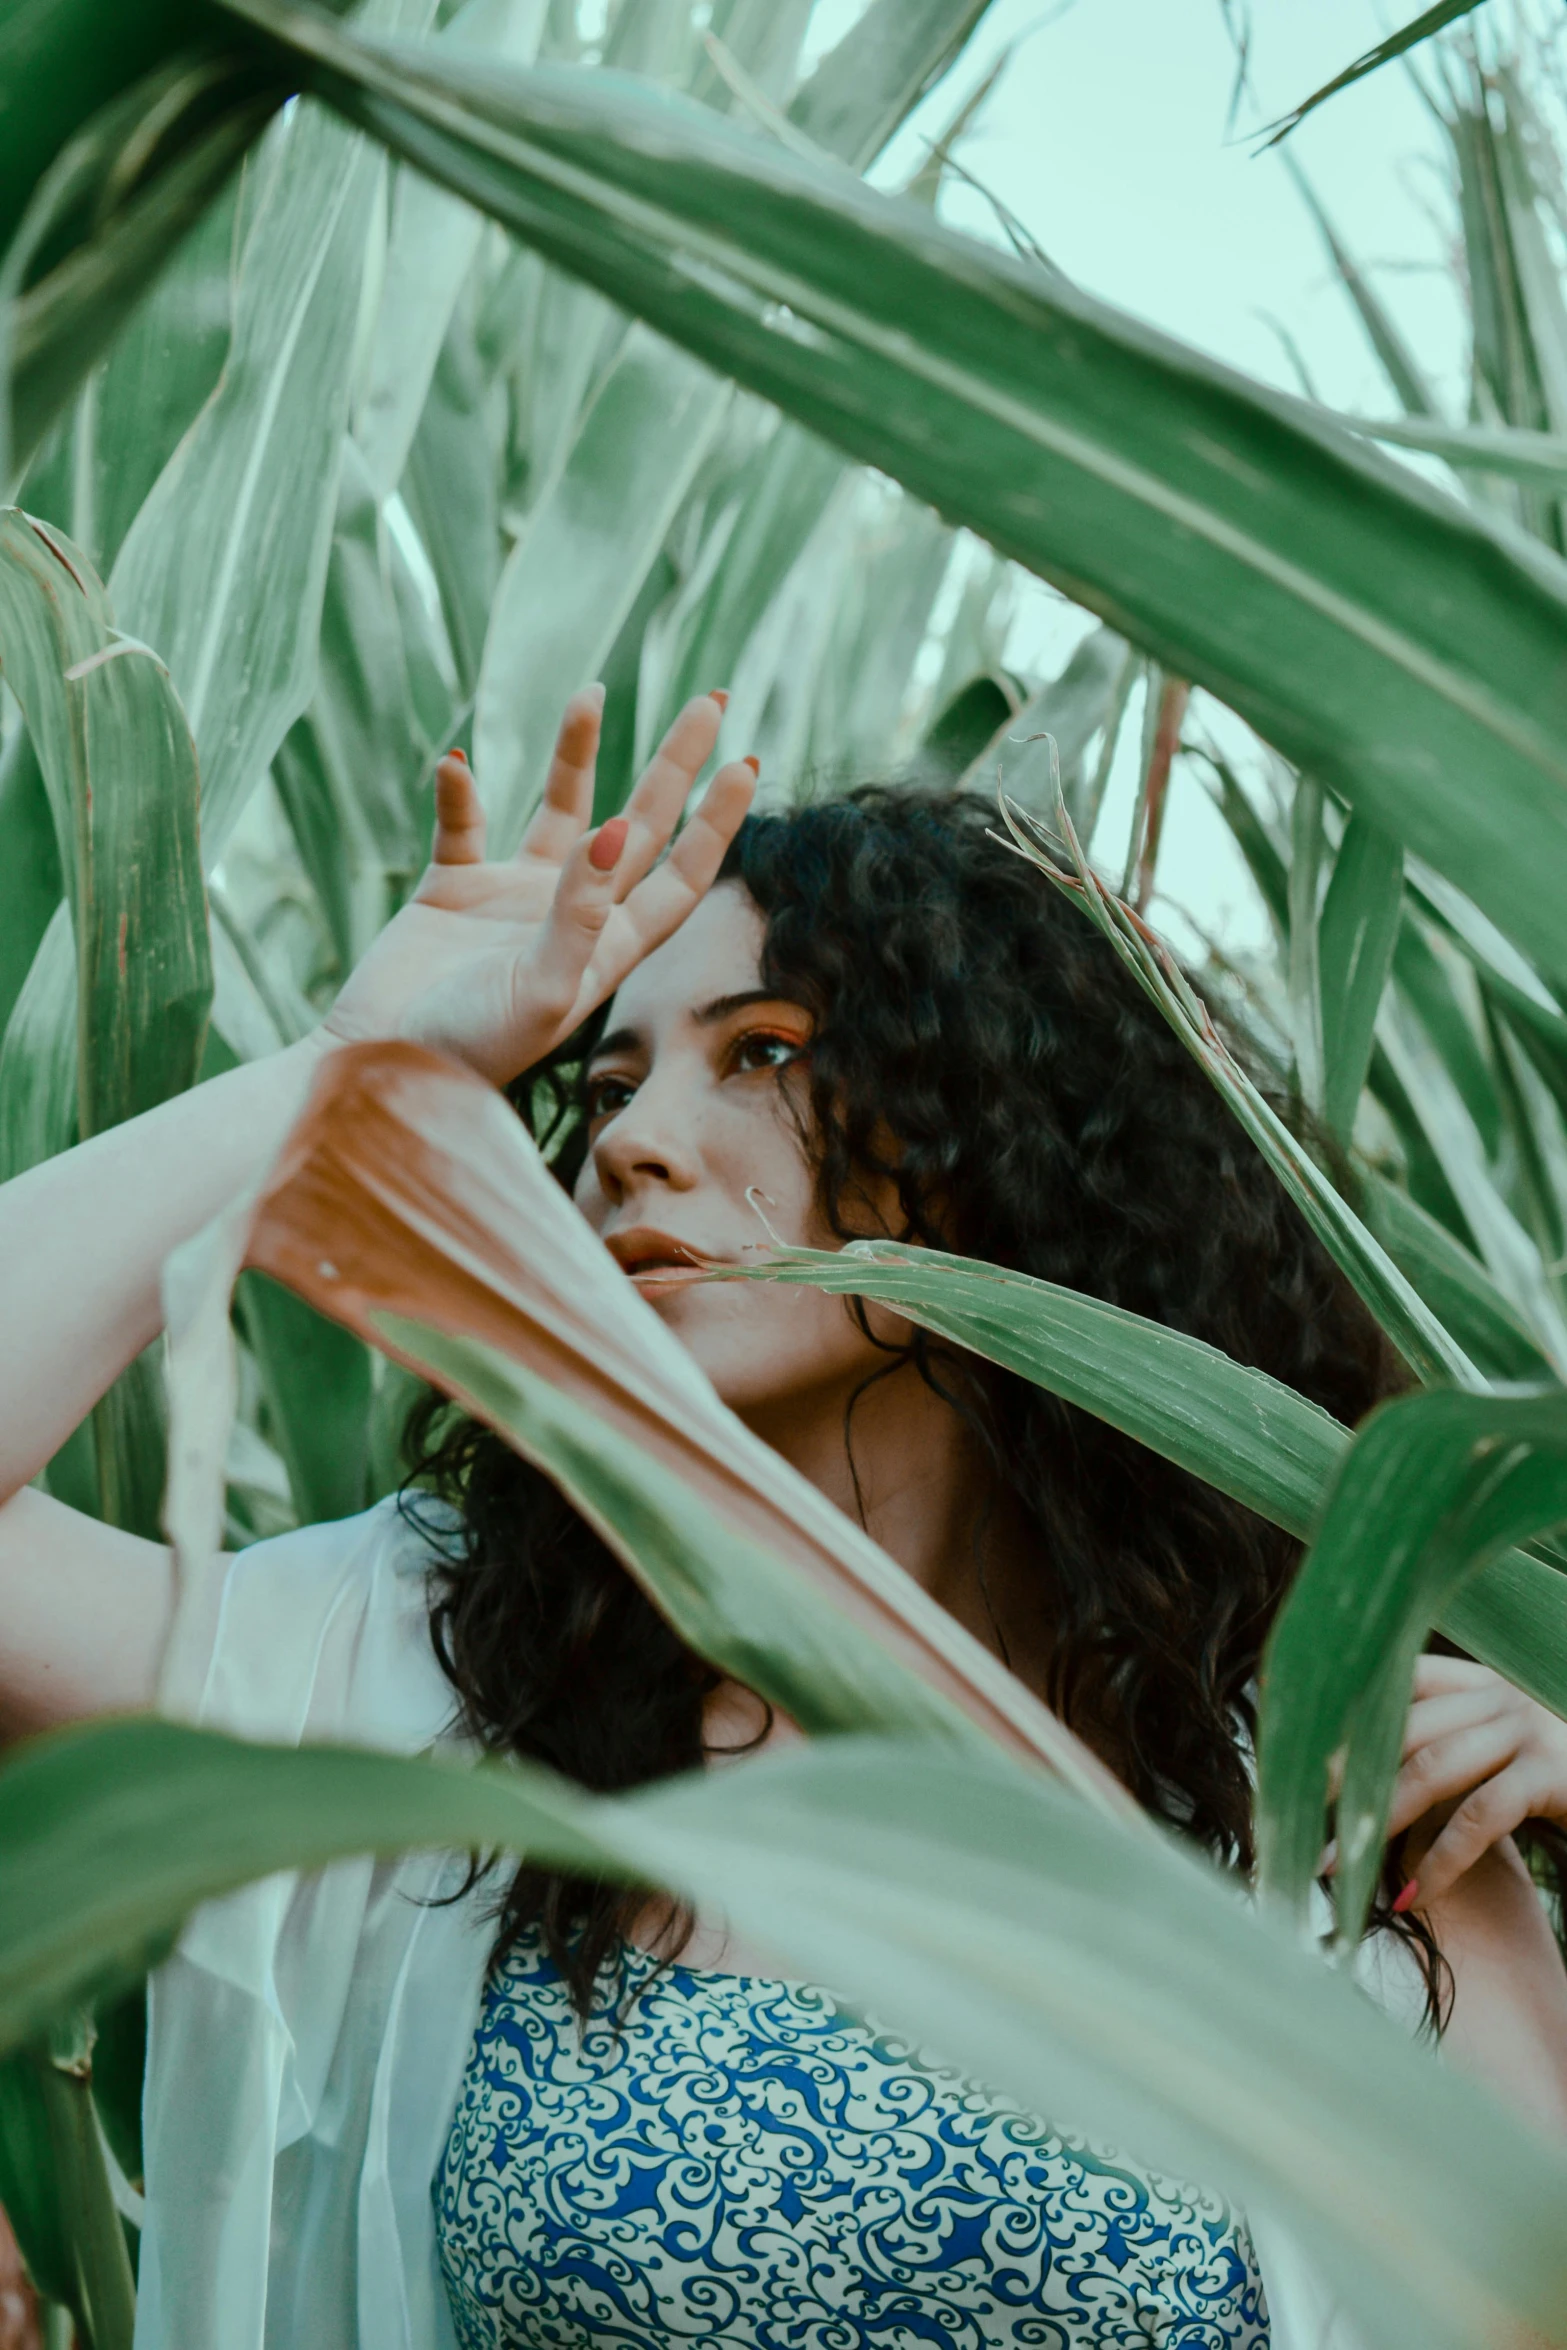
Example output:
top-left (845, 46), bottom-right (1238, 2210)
top-left (447, 746), bottom-right (468, 764)
top-left (707, 688), bottom-right (730, 711)
top-left (584, 681), bottom-right (606, 709)
top-left (743, 755), bottom-right (760, 776)
top-left (589, 816), bottom-right (629, 872)
top-left (1391, 1877), bottom-right (1421, 1915)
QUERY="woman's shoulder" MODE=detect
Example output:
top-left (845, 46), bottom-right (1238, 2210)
top-left (166, 1491), bottom-right (466, 1756)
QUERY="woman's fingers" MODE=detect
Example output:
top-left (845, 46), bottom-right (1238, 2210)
top-left (514, 685), bottom-right (606, 869)
top-left (613, 758), bottom-right (758, 960)
top-left (520, 814), bottom-right (632, 1035)
top-left (613, 692), bottom-right (729, 894)
top-left (1411, 1654), bottom-right (1497, 1699)
top-left (432, 751), bottom-right (487, 866)
top-left (1385, 1716), bottom-right (1532, 1840)
top-left (1400, 1680), bottom-right (1516, 1759)
top-left (1406, 1759), bottom-right (1549, 1906)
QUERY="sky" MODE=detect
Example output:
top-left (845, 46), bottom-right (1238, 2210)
top-left (799, 0), bottom-right (1531, 961)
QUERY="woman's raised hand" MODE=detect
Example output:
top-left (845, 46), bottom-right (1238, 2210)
top-left (1384, 1655), bottom-right (1567, 1908)
top-left (321, 687), bottom-right (757, 1086)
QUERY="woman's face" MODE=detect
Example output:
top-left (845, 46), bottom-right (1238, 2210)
top-left (572, 882), bottom-right (891, 1426)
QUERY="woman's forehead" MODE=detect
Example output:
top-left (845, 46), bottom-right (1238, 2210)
top-left (608, 882), bottom-right (766, 1033)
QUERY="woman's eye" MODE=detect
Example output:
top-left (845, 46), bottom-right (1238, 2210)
top-left (585, 1073), bottom-right (637, 1120)
top-left (730, 1031), bottom-right (804, 1076)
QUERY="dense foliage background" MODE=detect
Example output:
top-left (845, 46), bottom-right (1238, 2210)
top-left (10, 1), bottom-right (1567, 2344)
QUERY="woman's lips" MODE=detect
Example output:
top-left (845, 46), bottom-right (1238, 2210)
top-left (602, 1227), bottom-right (725, 1281)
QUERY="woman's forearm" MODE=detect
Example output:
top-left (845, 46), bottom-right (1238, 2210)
top-left (0, 1036), bottom-right (331, 1503)
top-left (1426, 1841), bottom-right (1567, 2139)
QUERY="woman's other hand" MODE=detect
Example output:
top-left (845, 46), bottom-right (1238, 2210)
top-left (1387, 1655), bottom-right (1567, 1907)
top-left (321, 686), bottom-right (757, 1086)
top-left (1386, 1654), bottom-right (1567, 2140)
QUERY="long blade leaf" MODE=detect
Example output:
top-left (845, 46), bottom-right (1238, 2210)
top-left (713, 1233), bottom-right (1567, 1717)
top-left (1258, 1385), bottom-right (1567, 1947)
top-left (1262, 3), bottom-right (1490, 147)
top-left (163, 1039), bottom-right (1130, 1801)
top-left (3, 1718), bottom-right (1567, 2350)
top-left (209, 4), bottom-right (1567, 999)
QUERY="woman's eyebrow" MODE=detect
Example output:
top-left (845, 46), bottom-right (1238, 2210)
top-left (588, 1025), bottom-right (642, 1061)
top-left (692, 988), bottom-right (798, 1028)
top-left (589, 992), bottom-right (801, 1062)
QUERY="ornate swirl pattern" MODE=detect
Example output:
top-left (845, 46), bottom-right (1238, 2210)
top-left (436, 1932), bottom-right (1269, 2349)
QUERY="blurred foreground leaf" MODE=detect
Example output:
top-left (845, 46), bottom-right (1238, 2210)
top-left (2, 1719), bottom-right (1567, 2350)
top-left (1258, 1385), bottom-right (1567, 1947)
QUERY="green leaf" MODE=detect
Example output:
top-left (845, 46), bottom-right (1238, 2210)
top-left (786, 0), bottom-right (999, 172)
top-left (0, 0), bottom-right (215, 258)
top-left (0, 725), bottom-right (61, 1038)
top-left (378, 1309), bottom-right (1008, 1754)
top-left (920, 672), bottom-right (1014, 781)
top-left (1318, 815), bottom-right (1402, 1147)
top-left (1261, 3), bottom-right (1491, 148)
top-left (1191, 742), bottom-right (1289, 940)
top-left (1367, 1034), bottom-right (1474, 1244)
top-left (964, 627), bottom-right (1131, 834)
top-left (400, 293), bottom-right (499, 700)
top-left (238, 1273), bottom-right (372, 1526)
top-left (0, 2008), bottom-right (135, 2350)
top-left (718, 1235), bottom-right (1567, 1718)
top-left (1258, 1385), bottom-right (1567, 1948)
top-left (107, 78), bottom-right (396, 862)
top-left (1287, 770), bottom-right (1326, 1115)
top-left (2, 51), bottom-right (281, 479)
top-left (1339, 410), bottom-right (1567, 489)
top-left (724, 1235), bottom-right (1344, 1535)
top-left (88, 1985), bottom-right (145, 2194)
top-left (272, 439), bottom-right (449, 977)
top-left (90, 1350), bottom-right (170, 1542)
top-left (1280, 156), bottom-right (1440, 421)
top-left (1395, 910), bottom-right (1501, 1161)
top-left (5, 1717), bottom-right (1567, 2350)
top-left (808, 491), bottom-right (952, 777)
top-left (473, 324), bottom-right (731, 850)
top-left (1379, 981), bottom-right (1567, 1373)
top-left (84, 177), bottom-right (237, 578)
top-left (651, 415), bottom-right (845, 754)
top-left (0, 511), bottom-right (209, 1142)
top-left (1358, 1169), bottom-right (1555, 1383)
top-left (996, 791), bottom-right (1477, 1387)
top-left (1447, 65), bottom-right (1567, 458)
top-left (0, 510), bottom-right (206, 1546)
top-left (352, 0), bottom-right (548, 499)
top-left (213, 14), bottom-right (1567, 1006)
top-left (169, 1038), bottom-right (1124, 1796)
top-left (0, 905), bottom-right (76, 1181)
top-left (462, 0), bottom-right (990, 843)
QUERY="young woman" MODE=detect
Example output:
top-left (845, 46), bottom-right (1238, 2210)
top-left (2, 687), bottom-right (1566, 2350)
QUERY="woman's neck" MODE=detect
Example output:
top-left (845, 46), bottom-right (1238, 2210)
top-left (739, 1357), bottom-right (1040, 1677)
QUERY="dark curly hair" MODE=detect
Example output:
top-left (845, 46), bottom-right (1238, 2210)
top-left (412, 785), bottom-right (1428, 2018)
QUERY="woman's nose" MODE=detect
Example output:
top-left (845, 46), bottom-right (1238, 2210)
top-left (590, 1078), bottom-right (701, 1201)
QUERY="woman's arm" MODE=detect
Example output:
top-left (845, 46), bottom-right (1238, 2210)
top-left (0, 1042), bottom-right (330, 1506)
top-left (0, 1040), bottom-right (333, 1737)
top-left (1387, 1654), bottom-right (1567, 2136)
top-left (0, 690), bottom-right (753, 1736)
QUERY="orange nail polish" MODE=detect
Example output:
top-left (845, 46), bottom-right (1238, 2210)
top-left (1391, 1877), bottom-right (1420, 1915)
top-left (447, 746), bottom-right (468, 764)
top-left (708, 688), bottom-right (730, 711)
top-left (589, 816), bottom-right (628, 872)
top-left (742, 755), bottom-right (760, 776)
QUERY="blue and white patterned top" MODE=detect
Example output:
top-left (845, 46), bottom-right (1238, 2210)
top-left (435, 1929), bottom-right (1270, 2350)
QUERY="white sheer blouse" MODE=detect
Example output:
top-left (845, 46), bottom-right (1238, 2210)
top-left (134, 1495), bottom-right (1413, 2350)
